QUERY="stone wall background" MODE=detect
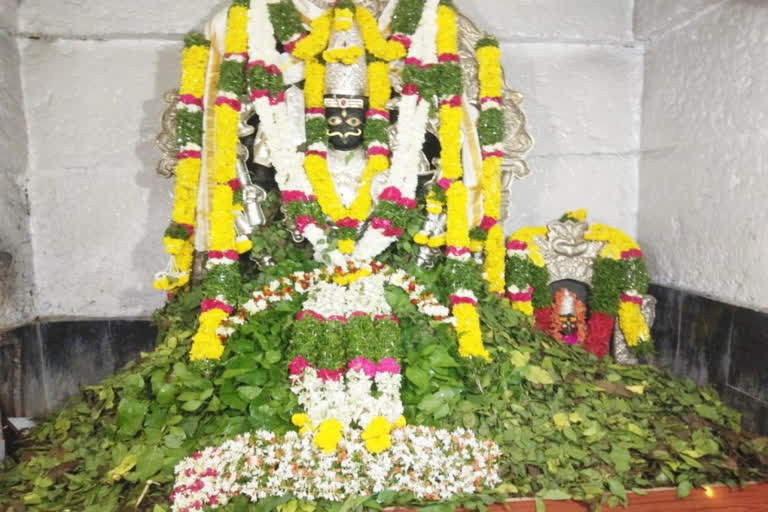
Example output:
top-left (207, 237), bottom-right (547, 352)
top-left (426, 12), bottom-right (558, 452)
top-left (636, 0), bottom-right (768, 312)
top-left (0, 0), bottom-right (34, 329)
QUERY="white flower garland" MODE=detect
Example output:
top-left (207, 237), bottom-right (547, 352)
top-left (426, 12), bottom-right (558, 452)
top-left (291, 366), bottom-right (403, 432)
top-left (232, 260), bottom-right (451, 323)
top-left (171, 428), bottom-right (501, 510)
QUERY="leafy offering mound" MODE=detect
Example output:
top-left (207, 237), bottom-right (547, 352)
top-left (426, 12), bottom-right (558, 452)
top-left (1, 276), bottom-right (767, 511)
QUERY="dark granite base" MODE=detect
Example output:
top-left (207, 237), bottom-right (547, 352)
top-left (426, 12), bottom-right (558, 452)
top-left (0, 319), bottom-right (156, 418)
top-left (650, 284), bottom-right (768, 435)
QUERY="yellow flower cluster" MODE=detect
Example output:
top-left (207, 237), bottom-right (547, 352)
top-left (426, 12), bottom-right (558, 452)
top-left (445, 181), bottom-right (470, 249)
top-left (482, 158), bottom-right (505, 293)
top-left (236, 236), bottom-right (253, 254)
top-left (481, 158), bottom-right (503, 220)
top-left (213, 105), bottom-right (240, 184)
top-left (367, 61), bottom-right (391, 109)
top-left (426, 194), bottom-right (443, 215)
top-left (414, 233), bottom-right (446, 248)
top-left (322, 46), bottom-right (365, 65)
top-left (153, 273), bottom-right (191, 291)
top-left (190, 309), bottom-right (228, 361)
top-left (618, 301), bottom-right (650, 347)
top-left (454, 303), bottom-right (490, 361)
top-left (361, 416), bottom-right (391, 454)
top-left (291, 413), bottom-right (315, 436)
top-left (484, 224), bottom-right (505, 293)
top-left (304, 60), bottom-right (326, 109)
top-left (356, 7), bottom-right (407, 62)
top-left (162, 236), bottom-right (195, 264)
top-left (314, 418), bottom-right (343, 454)
top-left (223, 5), bottom-right (249, 54)
top-left (158, 43), bottom-right (209, 292)
top-left (210, 184), bottom-right (236, 252)
top-left (436, 5), bottom-right (458, 55)
top-left (508, 226), bottom-right (548, 267)
top-left (304, 153), bottom-right (385, 224)
top-left (477, 45), bottom-right (502, 98)
top-left (190, 4), bottom-right (246, 361)
top-left (333, 267), bottom-right (371, 286)
top-left (565, 208), bottom-right (587, 222)
top-left (180, 45), bottom-right (209, 98)
top-left (439, 104), bottom-right (464, 180)
top-left (512, 300), bottom-right (534, 316)
top-left (585, 223), bottom-right (640, 260)
top-left (334, 7), bottom-right (354, 31)
top-left (292, 11), bottom-right (332, 61)
top-left (338, 239), bottom-right (355, 254)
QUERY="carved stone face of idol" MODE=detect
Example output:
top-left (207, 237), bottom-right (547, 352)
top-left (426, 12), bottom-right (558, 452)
top-left (324, 95), bottom-right (367, 151)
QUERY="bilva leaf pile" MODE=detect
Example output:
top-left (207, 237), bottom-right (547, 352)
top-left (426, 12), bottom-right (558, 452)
top-left (1, 223), bottom-right (767, 511)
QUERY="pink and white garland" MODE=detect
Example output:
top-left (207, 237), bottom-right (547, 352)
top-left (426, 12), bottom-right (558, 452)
top-left (170, 427), bottom-right (501, 510)
top-left (289, 356), bottom-right (403, 433)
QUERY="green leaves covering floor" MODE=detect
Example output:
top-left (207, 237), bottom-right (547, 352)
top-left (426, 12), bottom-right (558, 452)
top-left (2, 267), bottom-right (768, 511)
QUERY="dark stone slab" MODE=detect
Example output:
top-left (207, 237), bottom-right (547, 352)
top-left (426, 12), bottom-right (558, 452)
top-left (38, 321), bottom-right (116, 411)
top-left (728, 307), bottom-right (768, 404)
top-left (18, 324), bottom-right (47, 417)
top-left (109, 320), bottom-right (158, 372)
top-left (674, 293), bottom-right (733, 389)
top-left (0, 329), bottom-right (22, 417)
top-left (648, 284), bottom-right (682, 371)
top-left (721, 385), bottom-right (768, 436)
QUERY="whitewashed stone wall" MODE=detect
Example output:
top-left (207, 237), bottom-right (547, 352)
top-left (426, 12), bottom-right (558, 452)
top-left (636, 1), bottom-right (768, 310)
top-left (0, 2), bottom-right (34, 329)
top-left (456, 0), bottom-right (641, 237)
top-left (10, 0), bottom-right (641, 320)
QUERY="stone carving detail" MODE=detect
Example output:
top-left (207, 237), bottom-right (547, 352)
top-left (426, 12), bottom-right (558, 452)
top-left (156, 89), bottom-right (179, 178)
top-left (535, 221), bottom-right (604, 286)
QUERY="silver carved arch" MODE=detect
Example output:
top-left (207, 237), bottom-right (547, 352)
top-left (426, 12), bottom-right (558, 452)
top-left (536, 219), bottom-right (656, 365)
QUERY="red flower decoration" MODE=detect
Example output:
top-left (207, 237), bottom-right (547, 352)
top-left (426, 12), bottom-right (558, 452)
top-left (585, 312), bottom-right (614, 358)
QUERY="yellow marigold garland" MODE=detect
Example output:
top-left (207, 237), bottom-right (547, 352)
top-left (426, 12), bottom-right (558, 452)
top-left (304, 59), bottom-right (326, 109)
top-left (155, 34), bottom-right (210, 292)
top-left (446, 181), bottom-right (470, 249)
top-left (454, 302), bottom-right (490, 361)
top-left (292, 11), bottom-right (332, 61)
top-left (585, 222), bottom-right (641, 260)
top-left (189, 2), bottom-right (248, 362)
top-left (334, 7), bottom-right (354, 31)
top-left (508, 226), bottom-right (548, 267)
top-left (437, 3), bottom-right (489, 361)
top-left (477, 45), bottom-right (503, 98)
top-left (356, 7), bottom-right (407, 62)
top-left (618, 300), bottom-right (651, 347)
top-left (438, 104), bottom-right (464, 180)
top-left (322, 46), bottom-right (365, 65)
top-left (436, 5), bottom-right (458, 55)
top-left (367, 61), bottom-right (391, 109)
